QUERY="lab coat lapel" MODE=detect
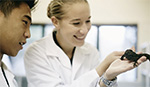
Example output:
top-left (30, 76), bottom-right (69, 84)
top-left (57, 50), bottom-right (72, 69)
top-left (72, 47), bottom-right (87, 80)
top-left (46, 33), bottom-right (72, 69)
top-left (1, 62), bottom-right (17, 87)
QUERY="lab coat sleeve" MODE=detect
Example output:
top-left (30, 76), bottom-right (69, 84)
top-left (89, 48), bottom-right (101, 87)
top-left (24, 43), bottom-right (101, 87)
top-left (89, 48), bottom-right (118, 87)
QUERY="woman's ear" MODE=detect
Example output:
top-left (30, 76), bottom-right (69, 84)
top-left (51, 16), bottom-right (60, 29)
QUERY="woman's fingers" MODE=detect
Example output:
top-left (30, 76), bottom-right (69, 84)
top-left (116, 51), bottom-right (124, 56)
top-left (131, 46), bottom-right (135, 52)
top-left (137, 56), bottom-right (147, 64)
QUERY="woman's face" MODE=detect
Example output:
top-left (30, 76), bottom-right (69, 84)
top-left (56, 2), bottom-right (91, 48)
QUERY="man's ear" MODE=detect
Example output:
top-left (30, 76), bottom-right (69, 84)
top-left (51, 16), bottom-right (60, 29)
top-left (0, 10), bottom-right (5, 22)
top-left (0, 10), bottom-right (4, 17)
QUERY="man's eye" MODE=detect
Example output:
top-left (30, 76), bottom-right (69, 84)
top-left (22, 20), bottom-right (28, 25)
top-left (73, 22), bottom-right (80, 25)
top-left (86, 20), bottom-right (91, 23)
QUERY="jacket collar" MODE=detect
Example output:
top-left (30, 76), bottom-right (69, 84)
top-left (1, 62), bottom-right (15, 83)
top-left (45, 32), bottom-right (72, 69)
top-left (45, 31), bottom-right (91, 70)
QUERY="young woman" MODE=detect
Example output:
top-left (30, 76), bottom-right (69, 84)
top-left (24, 0), bottom-right (146, 87)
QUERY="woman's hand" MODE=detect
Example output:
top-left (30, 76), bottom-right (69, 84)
top-left (104, 56), bottom-right (147, 80)
top-left (104, 51), bottom-right (124, 66)
top-left (96, 51), bottom-right (124, 76)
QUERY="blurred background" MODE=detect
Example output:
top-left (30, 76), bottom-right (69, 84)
top-left (2, 0), bottom-right (150, 87)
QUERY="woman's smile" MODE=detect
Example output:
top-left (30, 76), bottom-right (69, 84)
top-left (73, 35), bottom-right (85, 41)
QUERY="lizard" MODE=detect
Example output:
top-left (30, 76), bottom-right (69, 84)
top-left (120, 49), bottom-right (150, 67)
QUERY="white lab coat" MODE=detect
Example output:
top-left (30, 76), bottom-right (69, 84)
top-left (0, 62), bottom-right (18, 87)
top-left (24, 31), bottom-right (101, 87)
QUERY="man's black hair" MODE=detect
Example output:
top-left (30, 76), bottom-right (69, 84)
top-left (0, 0), bottom-right (38, 16)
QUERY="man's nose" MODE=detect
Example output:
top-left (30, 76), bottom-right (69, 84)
top-left (24, 28), bottom-right (31, 38)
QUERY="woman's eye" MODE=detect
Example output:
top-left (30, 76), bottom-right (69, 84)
top-left (73, 22), bottom-right (80, 25)
top-left (22, 20), bottom-right (28, 25)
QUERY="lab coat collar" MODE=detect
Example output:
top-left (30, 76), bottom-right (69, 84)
top-left (1, 62), bottom-right (15, 85)
top-left (45, 33), bottom-right (72, 69)
top-left (45, 32), bottom-right (91, 70)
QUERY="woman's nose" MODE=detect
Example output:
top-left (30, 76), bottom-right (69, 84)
top-left (79, 24), bottom-right (89, 34)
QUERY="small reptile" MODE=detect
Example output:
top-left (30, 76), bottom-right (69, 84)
top-left (120, 49), bottom-right (150, 66)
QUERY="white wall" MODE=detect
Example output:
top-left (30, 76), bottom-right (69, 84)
top-left (32, 0), bottom-right (150, 49)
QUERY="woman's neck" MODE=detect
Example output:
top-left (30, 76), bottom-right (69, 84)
top-left (58, 39), bottom-right (74, 59)
top-left (64, 47), bottom-right (75, 59)
top-left (55, 32), bottom-right (75, 59)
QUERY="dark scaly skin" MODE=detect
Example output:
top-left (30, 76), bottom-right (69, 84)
top-left (120, 49), bottom-right (150, 66)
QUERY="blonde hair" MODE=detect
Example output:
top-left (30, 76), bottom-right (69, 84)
top-left (47, 0), bottom-right (88, 20)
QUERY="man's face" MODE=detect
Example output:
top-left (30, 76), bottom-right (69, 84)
top-left (0, 3), bottom-right (31, 56)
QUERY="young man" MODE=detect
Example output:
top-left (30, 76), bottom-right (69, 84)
top-left (0, 0), bottom-right (37, 87)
